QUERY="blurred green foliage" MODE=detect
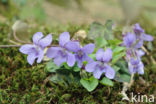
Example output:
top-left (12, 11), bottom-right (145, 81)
top-left (0, 0), bottom-right (46, 22)
top-left (47, 0), bottom-right (83, 8)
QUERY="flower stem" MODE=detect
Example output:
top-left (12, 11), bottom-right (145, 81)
top-left (0, 44), bottom-right (59, 48)
top-left (121, 73), bottom-right (134, 101)
top-left (0, 45), bottom-right (22, 48)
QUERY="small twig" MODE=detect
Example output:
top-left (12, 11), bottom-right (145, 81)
top-left (121, 73), bottom-right (134, 101)
top-left (129, 73), bottom-right (134, 87)
top-left (9, 40), bottom-right (21, 45)
top-left (0, 45), bottom-right (22, 48)
top-left (0, 44), bottom-right (59, 48)
top-left (13, 30), bottom-right (29, 44)
top-left (142, 46), bottom-right (150, 55)
top-left (107, 87), bottom-right (111, 97)
top-left (142, 46), bottom-right (156, 65)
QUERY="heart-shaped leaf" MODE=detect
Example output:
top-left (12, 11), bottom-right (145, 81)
top-left (80, 76), bottom-right (98, 92)
top-left (88, 20), bottom-right (114, 41)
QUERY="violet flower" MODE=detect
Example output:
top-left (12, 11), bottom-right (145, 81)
top-left (85, 48), bottom-right (115, 79)
top-left (126, 49), bottom-right (145, 74)
top-left (133, 23), bottom-right (144, 34)
top-left (128, 58), bottom-right (144, 74)
top-left (123, 24), bottom-right (153, 49)
top-left (123, 32), bottom-right (136, 48)
top-left (123, 32), bottom-right (145, 74)
top-left (46, 32), bottom-right (79, 67)
top-left (19, 32), bottom-right (52, 65)
top-left (123, 23), bottom-right (154, 74)
top-left (74, 43), bottom-right (95, 68)
top-left (133, 23), bottom-right (153, 48)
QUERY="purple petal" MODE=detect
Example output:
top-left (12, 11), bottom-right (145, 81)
top-left (136, 50), bottom-right (145, 57)
top-left (67, 52), bottom-right (75, 67)
top-left (76, 57), bottom-right (83, 68)
top-left (123, 32), bottom-right (136, 48)
top-left (102, 48), bottom-right (112, 63)
top-left (105, 65), bottom-right (115, 79)
top-left (128, 62), bottom-right (135, 74)
top-left (133, 23), bottom-right (144, 34)
top-left (39, 34), bottom-right (52, 48)
top-left (96, 49), bottom-right (104, 61)
top-left (85, 62), bottom-right (97, 72)
top-left (59, 32), bottom-right (70, 47)
top-left (93, 68), bottom-right (104, 79)
top-left (84, 54), bottom-right (94, 63)
top-left (137, 61), bottom-right (144, 74)
top-left (54, 55), bottom-right (66, 66)
top-left (130, 58), bottom-right (140, 65)
top-left (19, 44), bottom-right (35, 54)
top-left (37, 49), bottom-right (44, 63)
top-left (33, 32), bottom-right (44, 44)
top-left (65, 41), bottom-right (80, 52)
top-left (82, 43), bottom-right (95, 54)
top-left (47, 47), bottom-right (62, 58)
top-left (135, 40), bottom-right (143, 48)
top-left (27, 52), bottom-right (37, 65)
top-left (141, 33), bottom-right (153, 41)
top-left (128, 60), bottom-right (144, 75)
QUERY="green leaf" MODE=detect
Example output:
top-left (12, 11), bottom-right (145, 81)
top-left (108, 39), bottom-right (122, 46)
top-left (112, 65), bottom-right (120, 73)
top-left (113, 60), bottom-right (131, 83)
top-left (80, 76), bottom-right (98, 92)
top-left (73, 67), bottom-right (80, 72)
top-left (49, 74), bottom-right (63, 84)
top-left (100, 77), bottom-right (114, 86)
top-left (114, 72), bottom-right (131, 83)
top-left (63, 63), bottom-right (71, 70)
top-left (116, 60), bottom-right (129, 74)
top-left (113, 46), bottom-right (126, 53)
top-left (49, 68), bottom-right (81, 85)
top-left (88, 20), bottom-right (114, 41)
top-left (45, 61), bottom-right (60, 72)
top-left (88, 22), bottom-right (105, 40)
top-left (112, 46), bottom-right (126, 64)
top-left (104, 20), bottom-right (114, 40)
top-left (95, 37), bottom-right (108, 48)
top-left (112, 52), bottom-right (126, 64)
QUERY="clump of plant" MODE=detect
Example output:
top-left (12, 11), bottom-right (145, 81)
top-left (3, 21), bottom-right (154, 101)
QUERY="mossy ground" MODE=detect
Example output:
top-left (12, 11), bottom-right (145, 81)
top-left (0, 21), bottom-right (156, 104)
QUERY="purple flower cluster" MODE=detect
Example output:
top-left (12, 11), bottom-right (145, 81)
top-left (46, 32), bottom-right (95, 67)
top-left (123, 23), bottom-right (153, 74)
top-left (19, 32), bottom-right (115, 79)
top-left (85, 48), bottom-right (115, 79)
